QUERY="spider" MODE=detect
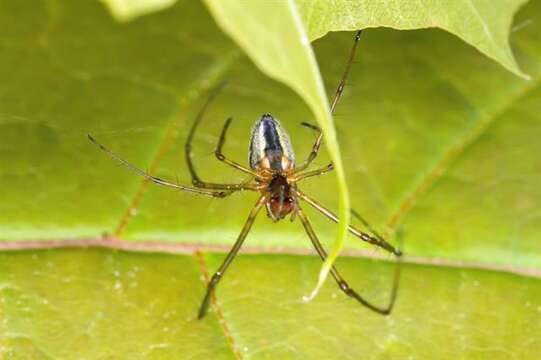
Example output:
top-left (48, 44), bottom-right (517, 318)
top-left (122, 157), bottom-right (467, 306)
top-left (88, 30), bottom-right (402, 319)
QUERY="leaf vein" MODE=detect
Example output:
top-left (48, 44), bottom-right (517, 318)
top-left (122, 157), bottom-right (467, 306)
top-left (195, 251), bottom-right (244, 360)
top-left (386, 72), bottom-right (540, 234)
top-left (112, 50), bottom-right (241, 237)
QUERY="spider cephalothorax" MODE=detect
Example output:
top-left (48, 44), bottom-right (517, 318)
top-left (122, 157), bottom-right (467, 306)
top-left (88, 30), bottom-right (402, 320)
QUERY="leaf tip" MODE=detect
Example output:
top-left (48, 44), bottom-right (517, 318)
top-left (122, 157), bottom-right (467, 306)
top-left (304, 260), bottom-right (333, 303)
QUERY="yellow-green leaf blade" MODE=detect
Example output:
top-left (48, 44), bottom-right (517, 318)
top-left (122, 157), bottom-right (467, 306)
top-left (0, 249), bottom-right (234, 359)
top-left (102, 0), bottom-right (529, 77)
top-left (298, 0), bottom-right (530, 78)
top-left (1, 249), bottom-right (540, 358)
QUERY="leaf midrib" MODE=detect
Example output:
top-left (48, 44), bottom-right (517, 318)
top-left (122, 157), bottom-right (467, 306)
top-left (0, 238), bottom-right (539, 279)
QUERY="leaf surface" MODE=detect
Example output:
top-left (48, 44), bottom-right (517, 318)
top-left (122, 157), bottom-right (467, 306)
top-left (1, 1), bottom-right (538, 265)
top-left (0, 249), bottom-right (539, 358)
top-left (1, 0), bottom-right (540, 357)
top-left (102, 0), bottom-right (530, 77)
top-left (296, 0), bottom-right (530, 77)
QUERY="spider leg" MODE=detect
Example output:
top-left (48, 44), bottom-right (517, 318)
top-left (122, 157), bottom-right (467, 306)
top-left (198, 195), bottom-right (266, 319)
top-left (296, 205), bottom-right (401, 315)
top-left (87, 134), bottom-right (228, 198)
top-left (215, 118), bottom-right (260, 177)
top-left (185, 82), bottom-right (225, 187)
top-left (296, 30), bottom-right (363, 171)
top-left (295, 190), bottom-right (402, 256)
top-left (351, 209), bottom-right (386, 242)
top-left (329, 30), bottom-right (363, 114)
top-left (294, 163), bottom-right (334, 181)
top-left (296, 122), bottom-right (323, 172)
top-left (265, 202), bottom-right (279, 222)
top-left (185, 84), bottom-right (259, 191)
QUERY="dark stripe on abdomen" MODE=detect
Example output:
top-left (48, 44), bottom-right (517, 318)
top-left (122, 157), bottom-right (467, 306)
top-left (262, 120), bottom-right (283, 153)
top-left (261, 115), bottom-right (284, 170)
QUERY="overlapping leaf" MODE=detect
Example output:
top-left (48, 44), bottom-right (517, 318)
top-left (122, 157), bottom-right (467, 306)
top-left (102, 0), bottom-right (529, 77)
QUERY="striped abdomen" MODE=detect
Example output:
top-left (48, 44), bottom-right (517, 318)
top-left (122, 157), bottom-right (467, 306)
top-left (249, 114), bottom-right (295, 171)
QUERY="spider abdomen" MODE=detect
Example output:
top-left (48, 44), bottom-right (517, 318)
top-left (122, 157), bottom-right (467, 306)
top-left (249, 114), bottom-right (295, 171)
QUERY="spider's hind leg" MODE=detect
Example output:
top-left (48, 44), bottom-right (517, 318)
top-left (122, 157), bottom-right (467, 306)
top-left (296, 205), bottom-right (402, 315)
top-left (198, 195), bottom-right (266, 319)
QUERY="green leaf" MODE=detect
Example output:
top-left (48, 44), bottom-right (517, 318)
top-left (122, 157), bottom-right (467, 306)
top-left (1, 0), bottom-right (541, 356)
top-left (101, 0), bottom-right (529, 78)
top-left (1, 0), bottom-right (533, 268)
top-left (1, 249), bottom-right (540, 358)
top-left (0, 249), bottom-right (235, 358)
top-left (0, 0), bottom-right (539, 264)
top-left (93, 0), bottom-right (532, 296)
top-left (296, 0), bottom-right (530, 78)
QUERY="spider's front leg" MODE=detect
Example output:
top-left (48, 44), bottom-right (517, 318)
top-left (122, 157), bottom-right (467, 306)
top-left (87, 134), bottom-right (228, 198)
top-left (297, 31), bottom-right (363, 173)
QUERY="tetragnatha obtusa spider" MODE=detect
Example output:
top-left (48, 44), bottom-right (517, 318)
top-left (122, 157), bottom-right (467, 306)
top-left (88, 31), bottom-right (402, 319)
